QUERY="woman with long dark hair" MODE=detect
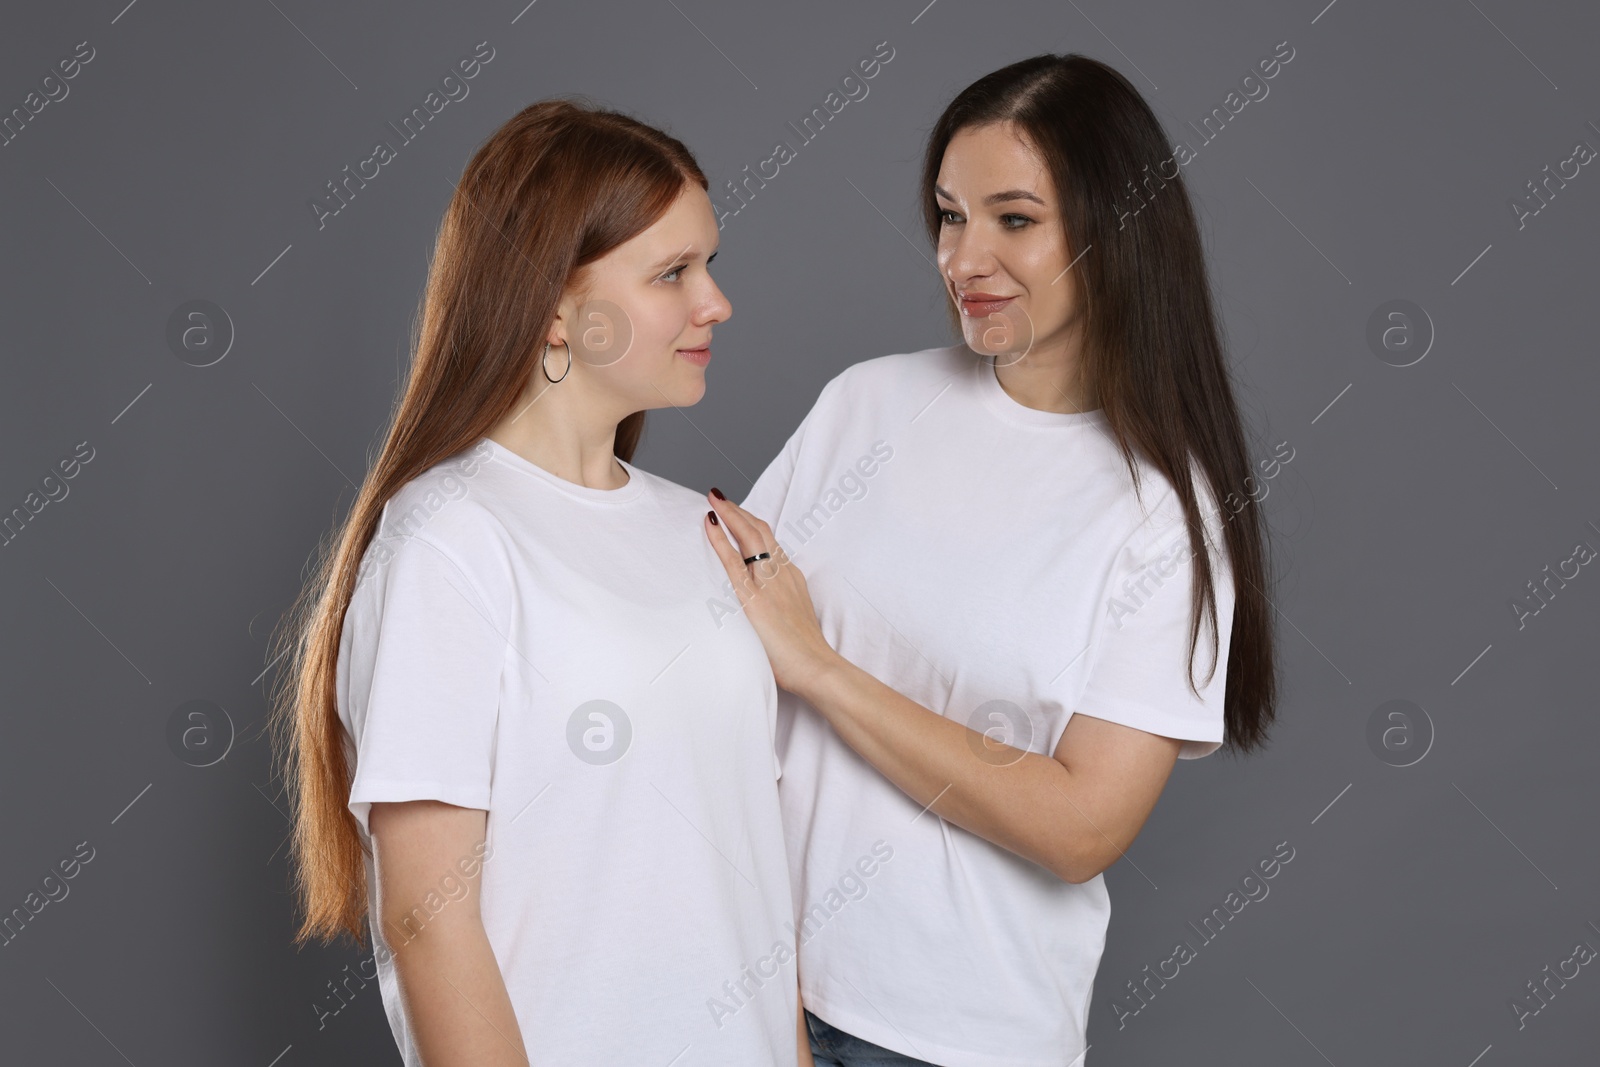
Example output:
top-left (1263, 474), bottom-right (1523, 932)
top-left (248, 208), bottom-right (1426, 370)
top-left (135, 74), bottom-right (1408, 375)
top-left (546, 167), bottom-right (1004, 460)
top-left (705, 54), bottom-right (1279, 1066)
top-left (269, 100), bottom-right (812, 1065)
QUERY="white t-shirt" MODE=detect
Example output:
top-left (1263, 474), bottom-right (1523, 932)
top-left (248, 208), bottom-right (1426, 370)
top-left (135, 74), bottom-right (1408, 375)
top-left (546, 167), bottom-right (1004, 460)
top-left (740, 343), bottom-right (1235, 1067)
top-left (335, 437), bottom-right (799, 1066)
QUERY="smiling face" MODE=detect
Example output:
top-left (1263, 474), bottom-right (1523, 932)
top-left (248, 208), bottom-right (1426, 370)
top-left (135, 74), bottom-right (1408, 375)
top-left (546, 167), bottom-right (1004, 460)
top-left (934, 121), bottom-right (1083, 368)
top-left (551, 180), bottom-right (730, 414)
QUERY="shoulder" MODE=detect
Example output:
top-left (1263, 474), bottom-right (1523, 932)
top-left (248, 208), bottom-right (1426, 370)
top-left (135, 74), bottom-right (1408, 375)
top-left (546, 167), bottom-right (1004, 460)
top-left (829, 343), bottom-right (967, 395)
top-left (381, 446), bottom-right (506, 548)
top-left (1116, 453), bottom-right (1228, 562)
top-left (806, 343), bottom-right (969, 423)
top-left (364, 444), bottom-right (514, 606)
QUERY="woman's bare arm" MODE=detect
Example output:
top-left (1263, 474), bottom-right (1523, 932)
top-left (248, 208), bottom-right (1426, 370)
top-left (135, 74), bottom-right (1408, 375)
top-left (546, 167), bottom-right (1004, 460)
top-left (705, 495), bottom-right (1183, 885)
top-left (797, 984), bottom-right (815, 1066)
top-left (369, 800), bottom-right (527, 1066)
top-left (795, 657), bottom-right (1181, 883)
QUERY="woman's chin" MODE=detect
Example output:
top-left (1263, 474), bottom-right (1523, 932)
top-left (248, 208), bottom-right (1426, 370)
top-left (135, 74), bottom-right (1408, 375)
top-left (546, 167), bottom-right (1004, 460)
top-left (656, 375), bottom-right (708, 409)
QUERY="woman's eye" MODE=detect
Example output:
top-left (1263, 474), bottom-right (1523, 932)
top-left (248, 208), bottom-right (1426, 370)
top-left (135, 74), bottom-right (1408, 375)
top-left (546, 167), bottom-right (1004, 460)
top-left (1001, 214), bottom-right (1032, 229)
top-left (661, 265), bottom-right (686, 282)
top-left (939, 209), bottom-right (962, 225)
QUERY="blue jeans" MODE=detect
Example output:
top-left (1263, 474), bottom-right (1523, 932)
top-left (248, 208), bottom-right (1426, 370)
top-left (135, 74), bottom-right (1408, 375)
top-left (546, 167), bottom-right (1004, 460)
top-left (805, 1008), bottom-right (943, 1066)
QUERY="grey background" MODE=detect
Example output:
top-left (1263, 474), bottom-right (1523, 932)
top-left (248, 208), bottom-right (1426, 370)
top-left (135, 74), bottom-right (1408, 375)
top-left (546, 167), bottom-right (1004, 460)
top-left (2, 0), bottom-right (1597, 1064)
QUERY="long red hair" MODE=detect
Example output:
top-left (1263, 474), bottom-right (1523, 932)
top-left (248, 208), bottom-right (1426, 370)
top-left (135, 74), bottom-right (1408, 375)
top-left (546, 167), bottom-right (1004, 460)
top-left (267, 98), bottom-right (708, 945)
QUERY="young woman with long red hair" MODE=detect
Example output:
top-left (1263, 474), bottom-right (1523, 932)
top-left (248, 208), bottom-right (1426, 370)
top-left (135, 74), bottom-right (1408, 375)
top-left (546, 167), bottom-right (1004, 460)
top-left (270, 100), bottom-right (813, 1066)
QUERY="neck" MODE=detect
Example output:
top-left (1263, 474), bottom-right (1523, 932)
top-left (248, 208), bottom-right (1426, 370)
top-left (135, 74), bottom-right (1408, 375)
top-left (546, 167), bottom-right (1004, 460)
top-left (486, 373), bottom-right (629, 490)
top-left (981, 332), bottom-right (1097, 413)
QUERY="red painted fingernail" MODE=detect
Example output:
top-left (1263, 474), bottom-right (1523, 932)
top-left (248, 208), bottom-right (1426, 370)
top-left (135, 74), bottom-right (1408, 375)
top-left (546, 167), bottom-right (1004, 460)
top-left (707, 510), bottom-right (719, 525)
top-left (710, 487), bottom-right (726, 500)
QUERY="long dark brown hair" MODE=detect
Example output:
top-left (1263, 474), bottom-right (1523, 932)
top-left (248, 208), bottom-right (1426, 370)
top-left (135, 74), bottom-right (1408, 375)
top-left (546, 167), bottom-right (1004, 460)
top-left (267, 98), bottom-right (708, 946)
top-left (919, 54), bottom-right (1277, 754)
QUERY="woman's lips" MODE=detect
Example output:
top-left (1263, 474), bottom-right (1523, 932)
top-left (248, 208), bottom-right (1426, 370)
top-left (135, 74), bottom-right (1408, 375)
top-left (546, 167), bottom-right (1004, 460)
top-left (677, 346), bottom-right (711, 366)
top-left (959, 295), bottom-right (1015, 316)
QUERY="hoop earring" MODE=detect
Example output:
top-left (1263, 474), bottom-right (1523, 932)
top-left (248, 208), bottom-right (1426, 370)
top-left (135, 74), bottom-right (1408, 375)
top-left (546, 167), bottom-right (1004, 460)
top-left (542, 339), bottom-right (572, 383)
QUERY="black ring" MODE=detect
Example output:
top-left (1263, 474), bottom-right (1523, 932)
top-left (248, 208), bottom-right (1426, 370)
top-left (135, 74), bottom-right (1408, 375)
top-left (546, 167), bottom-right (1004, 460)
top-left (742, 551), bottom-right (771, 566)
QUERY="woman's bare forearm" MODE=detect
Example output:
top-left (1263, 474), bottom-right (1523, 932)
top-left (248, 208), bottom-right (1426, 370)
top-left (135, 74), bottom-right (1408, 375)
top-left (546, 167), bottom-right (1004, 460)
top-left (797, 983), bottom-right (815, 1067)
top-left (792, 651), bottom-right (1088, 881)
top-left (371, 801), bottom-right (527, 1066)
top-left (390, 919), bottom-right (528, 1066)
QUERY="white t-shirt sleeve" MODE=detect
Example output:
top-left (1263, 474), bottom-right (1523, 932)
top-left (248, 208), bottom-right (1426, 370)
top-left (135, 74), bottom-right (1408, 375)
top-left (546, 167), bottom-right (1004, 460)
top-left (739, 367), bottom-right (852, 530)
top-left (741, 418), bottom-right (806, 532)
top-left (738, 444), bottom-right (790, 783)
top-left (739, 369), bottom-right (852, 783)
top-left (341, 533), bottom-right (507, 835)
top-left (1074, 483), bottom-right (1235, 760)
